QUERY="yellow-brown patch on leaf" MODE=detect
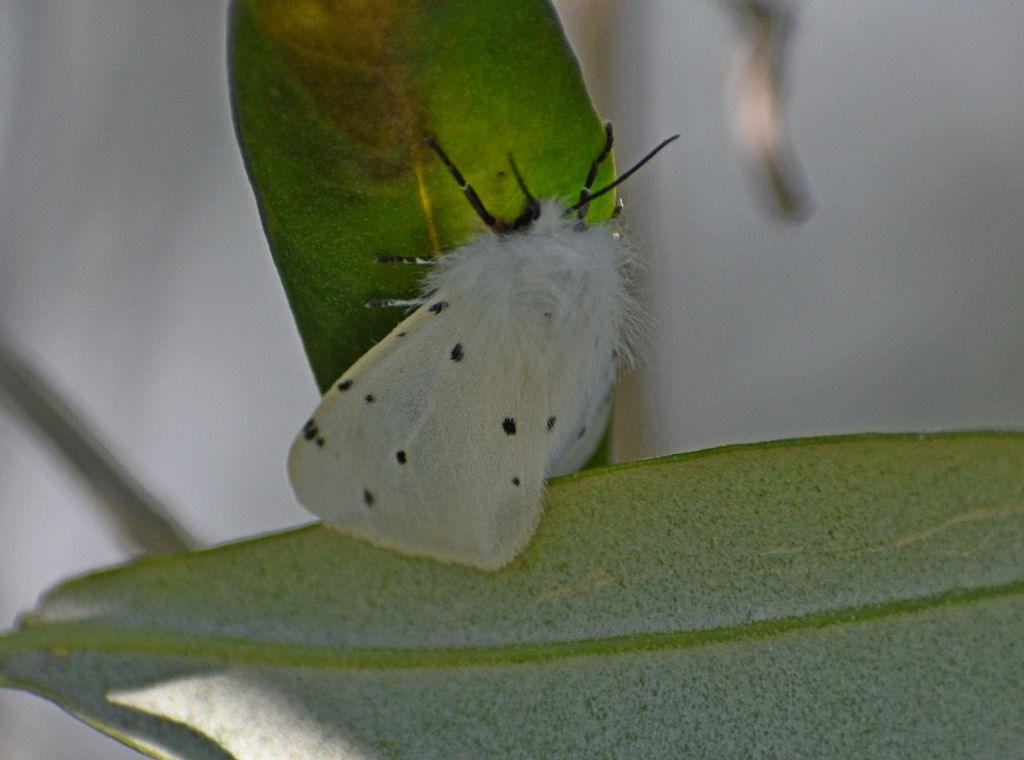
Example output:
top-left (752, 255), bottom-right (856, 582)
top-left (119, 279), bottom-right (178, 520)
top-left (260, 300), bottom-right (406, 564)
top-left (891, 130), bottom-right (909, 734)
top-left (251, 0), bottom-right (425, 180)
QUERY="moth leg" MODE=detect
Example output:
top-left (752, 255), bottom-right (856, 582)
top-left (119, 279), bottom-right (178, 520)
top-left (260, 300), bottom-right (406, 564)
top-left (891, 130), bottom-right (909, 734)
top-left (365, 298), bottom-right (427, 310)
top-left (576, 121), bottom-right (615, 219)
top-left (424, 136), bottom-right (497, 228)
top-left (376, 255), bottom-right (437, 265)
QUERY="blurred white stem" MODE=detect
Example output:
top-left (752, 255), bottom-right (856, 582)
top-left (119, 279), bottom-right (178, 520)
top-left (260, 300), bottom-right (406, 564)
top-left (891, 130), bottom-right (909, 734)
top-left (0, 336), bottom-right (196, 554)
top-left (726, 0), bottom-right (812, 220)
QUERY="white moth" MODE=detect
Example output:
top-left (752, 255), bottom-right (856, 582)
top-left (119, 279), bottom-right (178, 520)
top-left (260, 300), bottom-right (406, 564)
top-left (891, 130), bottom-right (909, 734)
top-left (289, 124), bottom-right (677, 570)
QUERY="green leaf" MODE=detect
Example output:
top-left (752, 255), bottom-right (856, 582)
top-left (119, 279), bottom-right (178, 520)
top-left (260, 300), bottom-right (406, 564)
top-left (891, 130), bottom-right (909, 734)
top-left (3, 433), bottom-right (1023, 758)
top-left (230, 0), bottom-right (614, 392)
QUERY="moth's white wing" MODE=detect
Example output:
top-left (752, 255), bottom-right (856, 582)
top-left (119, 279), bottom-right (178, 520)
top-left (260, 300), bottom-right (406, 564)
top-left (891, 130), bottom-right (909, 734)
top-left (533, 227), bottom-right (632, 478)
top-left (288, 294), bottom-right (547, 570)
top-left (544, 341), bottom-right (619, 477)
top-left (289, 206), bottom-right (633, 570)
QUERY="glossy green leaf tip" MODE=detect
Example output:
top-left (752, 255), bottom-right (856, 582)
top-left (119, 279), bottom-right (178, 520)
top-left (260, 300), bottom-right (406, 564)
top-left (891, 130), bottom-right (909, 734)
top-left (229, 0), bottom-right (614, 392)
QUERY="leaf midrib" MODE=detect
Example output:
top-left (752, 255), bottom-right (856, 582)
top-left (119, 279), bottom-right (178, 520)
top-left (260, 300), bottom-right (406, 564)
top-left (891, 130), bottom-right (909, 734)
top-left (3, 578), bottom-right (1021, 672)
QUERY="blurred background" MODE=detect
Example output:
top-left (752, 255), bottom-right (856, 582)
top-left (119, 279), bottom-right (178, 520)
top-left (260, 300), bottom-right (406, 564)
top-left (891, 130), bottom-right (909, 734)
top-left (1, 2), bottom-right (1022, 756)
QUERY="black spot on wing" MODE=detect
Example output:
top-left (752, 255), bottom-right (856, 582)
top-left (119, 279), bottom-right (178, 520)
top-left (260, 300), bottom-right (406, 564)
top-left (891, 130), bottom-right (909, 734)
top-left (546, 416), bottom-right (556, 431)
top-left (428, 301), bottom-right (449, 314)
top-left (451, 343), bottom-right (464, 362)
top-left (363, 489), bottom-right (375, 507)
top-left (511, 476), bottom-right (521, 486)
top-left (338, 379), bottom-right (352, 391)
top-left (365, 394), bottom-right (375, 403)
top-left (577, 426), bottom-right (587, 440)
top-left (303, 419), bottom-right (319, 441)
top-left (396, 450), bottom-right (407, 464)
top-left (502, 417), bottom-right (517, 436)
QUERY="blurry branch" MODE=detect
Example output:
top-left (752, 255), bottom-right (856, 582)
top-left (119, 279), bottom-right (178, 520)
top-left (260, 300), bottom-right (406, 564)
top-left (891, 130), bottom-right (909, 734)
top-left (0, 336), bottom-right (196, 554)
top-left (723, 0), bottom-right (812, 221)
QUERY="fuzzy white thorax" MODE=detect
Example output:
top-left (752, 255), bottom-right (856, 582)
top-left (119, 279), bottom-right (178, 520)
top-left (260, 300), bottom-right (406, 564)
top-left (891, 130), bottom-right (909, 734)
top-left (423, 200), bottom-right (641, 377)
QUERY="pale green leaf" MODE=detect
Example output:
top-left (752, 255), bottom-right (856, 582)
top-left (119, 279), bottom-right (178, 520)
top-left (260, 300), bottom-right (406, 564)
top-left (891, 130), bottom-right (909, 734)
top-left (3, 433), bottom-right (1023, 758)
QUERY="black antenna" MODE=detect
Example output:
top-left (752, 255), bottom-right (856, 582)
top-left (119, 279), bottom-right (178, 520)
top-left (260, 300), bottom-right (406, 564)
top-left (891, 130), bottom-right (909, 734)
top-left (507, 153), bottom-right (541, 228)
top-left (567, 134), bottom-right (680, 215)
top-left (577, 121), bottom-right (615, 218)
top-left (424, 135), bottom-right (497, 228)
